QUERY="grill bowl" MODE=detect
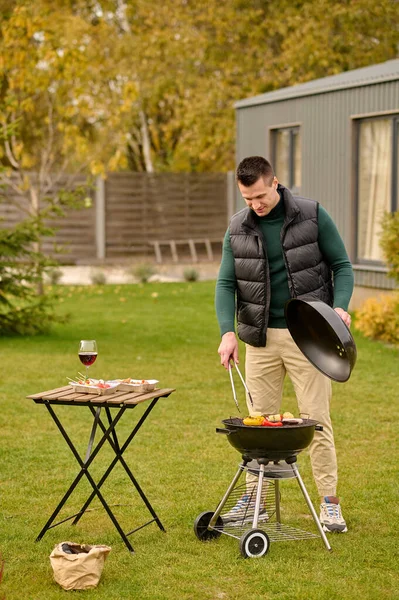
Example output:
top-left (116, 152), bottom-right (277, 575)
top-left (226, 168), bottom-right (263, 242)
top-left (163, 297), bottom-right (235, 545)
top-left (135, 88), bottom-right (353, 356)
top-left (220, 418), bottom-right (319, 461)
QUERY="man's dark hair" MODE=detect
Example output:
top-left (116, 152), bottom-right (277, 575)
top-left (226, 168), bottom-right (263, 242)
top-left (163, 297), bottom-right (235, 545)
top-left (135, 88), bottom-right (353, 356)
top-left (236, 156), bottom-right (274, 187)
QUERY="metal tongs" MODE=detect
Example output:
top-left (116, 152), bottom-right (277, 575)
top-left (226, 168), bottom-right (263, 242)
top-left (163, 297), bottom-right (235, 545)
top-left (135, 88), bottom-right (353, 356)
top-left (228, 361), bottom-right (254, 413)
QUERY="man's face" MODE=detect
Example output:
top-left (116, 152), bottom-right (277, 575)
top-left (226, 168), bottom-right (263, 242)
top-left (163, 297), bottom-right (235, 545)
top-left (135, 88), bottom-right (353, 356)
top-left (238, 176), bottom-right (279, 217)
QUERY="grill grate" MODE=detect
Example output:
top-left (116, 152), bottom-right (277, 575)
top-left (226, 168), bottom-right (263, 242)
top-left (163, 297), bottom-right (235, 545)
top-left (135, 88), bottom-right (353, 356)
top-left (213, 520), bottom-right (319, 542)
top-left (223, 417), bottom-right (318, 428)
top-left (210, 465), bottom-right (321, 543)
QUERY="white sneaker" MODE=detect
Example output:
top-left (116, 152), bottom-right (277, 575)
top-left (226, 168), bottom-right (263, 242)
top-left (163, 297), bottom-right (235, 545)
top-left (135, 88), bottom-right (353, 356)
top-left (319, 501), bottom-right (348, 533)
top-left (222, 495), bottom-right (268, 523)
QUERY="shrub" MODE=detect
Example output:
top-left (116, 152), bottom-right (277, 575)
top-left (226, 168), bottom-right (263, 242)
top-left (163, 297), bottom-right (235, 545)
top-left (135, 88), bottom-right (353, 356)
top-left (183, 268), bottom-right (199, 282)
top-left (131, 263), bottom-right (156, 283)
top-left (0, 218), bottom-right (64, 335)
top-left (356, 211), bottom-right (399, 346)
top-left (380, 211), bottom-right (399, 284)
top-left (355, 293), bottom-right (399, 346)
top-left (0, 134), bottom-right (90, 335)
top-left (90, 270), bottom-right (107, 285)
top-left (47, 267), bottom-right (63, 285)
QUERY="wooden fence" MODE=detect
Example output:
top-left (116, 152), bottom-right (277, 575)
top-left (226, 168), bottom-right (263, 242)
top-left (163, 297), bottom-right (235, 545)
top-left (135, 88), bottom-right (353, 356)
top-left (0, 172), bottom-right (234, 264)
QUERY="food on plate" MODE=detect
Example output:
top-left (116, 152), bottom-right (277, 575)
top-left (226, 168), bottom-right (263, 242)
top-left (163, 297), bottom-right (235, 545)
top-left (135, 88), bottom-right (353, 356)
top-left (116, 378), bottom-right (159, 392)
top-left (74, 379), bottom-right (113, 389)
top-left (282, 411), bottom-right (295, 419)
top-left (68, 377), bottom-right (121, 395)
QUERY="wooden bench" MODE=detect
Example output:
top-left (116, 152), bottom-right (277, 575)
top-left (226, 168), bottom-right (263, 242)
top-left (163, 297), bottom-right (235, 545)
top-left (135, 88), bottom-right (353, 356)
top-left (149, 238), bottom-right (223, 263)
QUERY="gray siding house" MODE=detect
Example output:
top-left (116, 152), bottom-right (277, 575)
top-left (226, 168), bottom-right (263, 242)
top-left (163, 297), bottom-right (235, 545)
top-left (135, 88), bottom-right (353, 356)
top-left (234, 59), bottom-right (399, 305)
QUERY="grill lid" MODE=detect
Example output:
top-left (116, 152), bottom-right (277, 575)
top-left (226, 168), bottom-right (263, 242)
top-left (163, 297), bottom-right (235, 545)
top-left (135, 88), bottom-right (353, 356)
top-left (284, 299), bottom-right (357, 382)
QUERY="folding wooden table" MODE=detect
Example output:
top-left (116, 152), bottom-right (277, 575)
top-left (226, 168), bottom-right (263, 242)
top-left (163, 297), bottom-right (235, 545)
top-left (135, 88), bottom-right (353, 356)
top-left (27, 384), bottom-right (175, 553)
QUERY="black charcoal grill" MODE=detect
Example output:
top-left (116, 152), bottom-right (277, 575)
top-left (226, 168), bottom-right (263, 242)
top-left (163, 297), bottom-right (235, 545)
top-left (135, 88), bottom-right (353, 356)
top-left (194, 364), bottom-right (332, 558)
top-left (218, 417), bottom-right (322, 461)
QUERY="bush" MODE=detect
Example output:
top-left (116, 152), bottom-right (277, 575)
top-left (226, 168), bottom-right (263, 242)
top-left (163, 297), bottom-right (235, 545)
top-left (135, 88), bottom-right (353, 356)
top-left (47, 267), bottom-right (63, 285)
top-left (0, 218), bottom-right (63, 335)
top-left (355, 293), bottom-right (399, 346)
top-left (356, 211), bottom-right (399, 347)
top-left (380, 211), bottom-right (399, 284)
top-left (90, 270), bottom-right (107, 285)
top-left (0, 151), bottom-right (90, 335)
top-left (183, 268), bottom-right (199, 282)
top-left (131, 263), bottom-right (156, 283)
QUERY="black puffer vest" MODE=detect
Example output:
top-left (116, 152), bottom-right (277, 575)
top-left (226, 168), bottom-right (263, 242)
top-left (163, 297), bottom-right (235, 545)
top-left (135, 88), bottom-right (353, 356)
top-left (229, 184), bottom-right (333, 347)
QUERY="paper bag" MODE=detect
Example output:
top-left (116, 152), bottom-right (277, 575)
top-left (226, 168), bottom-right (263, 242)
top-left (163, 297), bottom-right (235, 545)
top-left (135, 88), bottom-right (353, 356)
top-left (50, 541), bottom-right (111, 591)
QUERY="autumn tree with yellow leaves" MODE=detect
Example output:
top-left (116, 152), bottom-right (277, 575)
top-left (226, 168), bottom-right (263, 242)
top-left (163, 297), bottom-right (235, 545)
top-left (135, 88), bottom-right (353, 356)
top-left (0, 0), bottom-right (398, 333)
top-left (0, 1), bottom-right (136, 332)
top-left (1, 0), bottom-right (398, 176)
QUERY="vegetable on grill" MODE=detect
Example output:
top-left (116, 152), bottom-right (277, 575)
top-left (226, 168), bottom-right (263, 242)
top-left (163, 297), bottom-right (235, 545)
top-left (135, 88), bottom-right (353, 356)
top-left (266, 413), bottom-right (283, 423)
top-left (242, 411), bottom-right (299, 427)
top-left (282, 411), bottom-right (294, 419)
top-left (243, 415), bottom-right (266, 426)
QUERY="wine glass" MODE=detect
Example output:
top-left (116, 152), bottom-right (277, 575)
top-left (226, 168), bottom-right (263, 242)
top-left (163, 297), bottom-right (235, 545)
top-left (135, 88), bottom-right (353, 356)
top-left (78, 340), bottom-right (98, 382)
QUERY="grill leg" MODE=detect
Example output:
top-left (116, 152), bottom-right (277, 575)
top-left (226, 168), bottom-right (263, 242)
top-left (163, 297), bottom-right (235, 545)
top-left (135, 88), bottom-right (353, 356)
top-left (209, 460), bottom-right (248, 528)
top-left (290, 463), bottom-right (332, 552)
top-left (275, 479), bottom-right (281, 524)
top-left (251, 462), bottom-right (266, 529)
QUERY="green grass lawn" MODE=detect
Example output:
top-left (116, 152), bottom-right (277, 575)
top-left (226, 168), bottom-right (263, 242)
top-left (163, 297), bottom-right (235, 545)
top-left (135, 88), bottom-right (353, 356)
top-left (1, 281), bottom-right (398, 600)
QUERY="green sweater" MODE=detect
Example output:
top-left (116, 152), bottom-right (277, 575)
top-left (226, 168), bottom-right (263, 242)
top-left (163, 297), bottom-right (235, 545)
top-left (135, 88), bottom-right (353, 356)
top-left (215, 196), bottom-right (354, 336)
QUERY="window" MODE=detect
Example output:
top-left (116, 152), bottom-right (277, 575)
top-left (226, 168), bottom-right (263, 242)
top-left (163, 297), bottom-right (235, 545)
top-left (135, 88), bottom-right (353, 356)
top-left (271, 126), bottom-right (301, 194)
top-left (356, 116), bottom-right (399, 263)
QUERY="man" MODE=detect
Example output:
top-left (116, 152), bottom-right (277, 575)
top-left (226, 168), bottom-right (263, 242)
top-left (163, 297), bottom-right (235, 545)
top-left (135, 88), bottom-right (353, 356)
top-left (215, 156), bottom-right (354, 533)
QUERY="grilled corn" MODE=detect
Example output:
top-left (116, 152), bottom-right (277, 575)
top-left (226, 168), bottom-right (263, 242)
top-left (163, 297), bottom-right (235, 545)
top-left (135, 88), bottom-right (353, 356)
top-left (243, 415), bottom-right (265, 426)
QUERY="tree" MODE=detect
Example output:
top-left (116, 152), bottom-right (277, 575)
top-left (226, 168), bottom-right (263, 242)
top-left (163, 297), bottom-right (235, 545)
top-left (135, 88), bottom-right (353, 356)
top-left (0, 2), bottom-right (137, 332)
top-left (271, 0), bottom-right (399, 86)
top-left (72, 0), bottom-right (399, 172)
top-left (62, 0), bottom-right (281, 172)
top-left (0, 210), bottom-right (60, 334)
top-left (2, 0), bottom-right (398, 175)
top-left (0, 2), bottom-right (137, 177)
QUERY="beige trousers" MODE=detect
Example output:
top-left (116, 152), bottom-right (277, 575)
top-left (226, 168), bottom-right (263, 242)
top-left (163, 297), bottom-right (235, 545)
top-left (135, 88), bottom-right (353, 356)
top-left (245, 328), bottom-right (337, 497)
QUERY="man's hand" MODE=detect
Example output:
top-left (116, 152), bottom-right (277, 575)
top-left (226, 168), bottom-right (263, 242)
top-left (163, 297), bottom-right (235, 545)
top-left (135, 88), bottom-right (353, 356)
top-left (218, 332), bottom-right (239, 369)
top-left (334, 307), bottom-right (351, 328)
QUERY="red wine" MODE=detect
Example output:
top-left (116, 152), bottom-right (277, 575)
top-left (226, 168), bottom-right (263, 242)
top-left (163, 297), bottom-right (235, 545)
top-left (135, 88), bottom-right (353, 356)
top-left (78, 352), bottom-right (98, 366)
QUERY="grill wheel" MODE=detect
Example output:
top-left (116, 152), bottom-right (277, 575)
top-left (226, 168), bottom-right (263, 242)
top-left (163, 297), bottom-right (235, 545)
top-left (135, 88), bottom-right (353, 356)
top-left (194, 511), bottom-right (223, 541)
top-left (239, 529), bottom-right (270, 558)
